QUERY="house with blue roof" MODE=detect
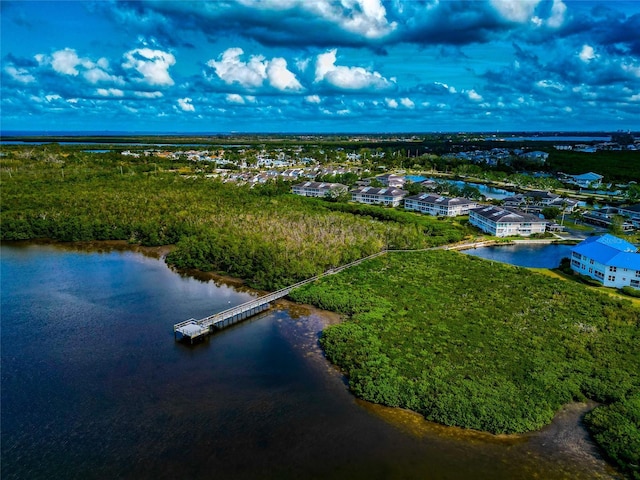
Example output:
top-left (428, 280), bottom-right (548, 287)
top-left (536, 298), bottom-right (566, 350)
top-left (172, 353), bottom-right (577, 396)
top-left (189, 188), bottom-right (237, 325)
top-left (570, 234), bottom-right (640, 289)
top-left (566, 172), bottom-right (604, 188)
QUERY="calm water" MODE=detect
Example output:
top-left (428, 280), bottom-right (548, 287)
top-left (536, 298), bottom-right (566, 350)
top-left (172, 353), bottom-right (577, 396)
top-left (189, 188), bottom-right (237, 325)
top-left (405, 176), bottom-right (513, 200)
top-left (1, 243), bottom-right (614, 479)
top-left (462, 244), bottom-right (575, 268)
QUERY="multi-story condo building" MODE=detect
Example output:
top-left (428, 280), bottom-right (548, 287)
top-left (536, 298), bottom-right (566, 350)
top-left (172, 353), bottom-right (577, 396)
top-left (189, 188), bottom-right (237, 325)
top-left (350, 186), bottom-right (407, 207)
top-left (570, 234), bottom-right (640, 289)
top-left (404, 194), bottom-right (477, 217)
top-left (375, 174), bottom-right (406, 188)
top-left (292, 181), bottom-right (347, 198)
top-left (469, 206), bottom-right (547, 237)
top-left (616, 204), bottom-right (640, 229)
top-left (502, 191), bottom-right (579, 213)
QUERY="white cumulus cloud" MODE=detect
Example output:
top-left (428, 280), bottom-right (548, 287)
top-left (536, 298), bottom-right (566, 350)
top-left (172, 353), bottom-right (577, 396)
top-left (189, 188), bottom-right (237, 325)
top-left (177, 97), bottom-right (195, 111)
top-left (315, 49), bottom-right (393, 90)
top-left (4, 65), bottom-right (35, 84)
top-left (36, 50), bottom-right (124, 87)
top-left (622, 63), bottom-right (640, 78)
top-left (400, 97), bottom-right (415, 108)
top-left (135, 91), bottom-right (164, 98)
top-left (123, 48), bottom-right (176, 87)
top-left (491, 0), bottom-right (540, 23)
top-left (385, 98), bottom-right (398, 108)
top-left (579, 45), bottom-right (596, 63)
top-left (467, 90), bottom-right (483, 101)
top-left (435, 82), bottom-right (457, 94)
top-left (547, 0), bottom-right (567, 28)
top-left (536, 79), bottom-right (564, 90)
top-left (96, 88), bottom-right (124, 97)
top-left (226, 93), bottom-right (246, 104)
top-left (208, 48), bottom-right (267, 88)
top-left (305, 95), bottom-right (321, 104)
top-left (208, 48), bottom-right (302, 92)
top-left (266, 57), bottom-right (303, 91)
top-left (51, 48), bottom-right (86, 76)
top-left (490, 0), bottom-right (566, 27)
top-left (238, 0), bottom-right (396, 39)
top-left (308, 0), bottom-right (396, 39)
top-left (84, 67), bottom-right (124, 85)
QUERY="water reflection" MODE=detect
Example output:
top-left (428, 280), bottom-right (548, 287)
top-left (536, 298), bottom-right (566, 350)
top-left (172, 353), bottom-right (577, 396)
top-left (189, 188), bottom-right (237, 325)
top-left (462, 244), bottom-right (574, 268)
top-left (0, 243), bottom-right (616, 480)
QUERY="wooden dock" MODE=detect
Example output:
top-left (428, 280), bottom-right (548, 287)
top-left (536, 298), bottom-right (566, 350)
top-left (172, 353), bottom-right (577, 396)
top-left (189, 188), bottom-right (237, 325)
top-left (174, 250), bottom-right (387, 343)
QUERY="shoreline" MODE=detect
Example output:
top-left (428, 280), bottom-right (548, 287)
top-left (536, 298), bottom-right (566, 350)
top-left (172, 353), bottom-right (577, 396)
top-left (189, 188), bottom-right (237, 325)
top-left (359, 400), bottom-right (617, 479)
top-left (0, 239), bottom-right (623, 478)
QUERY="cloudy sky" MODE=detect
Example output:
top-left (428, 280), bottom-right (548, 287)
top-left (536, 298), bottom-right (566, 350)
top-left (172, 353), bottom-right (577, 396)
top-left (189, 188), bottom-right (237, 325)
top-left (1, 0), bottom-right (639, 133)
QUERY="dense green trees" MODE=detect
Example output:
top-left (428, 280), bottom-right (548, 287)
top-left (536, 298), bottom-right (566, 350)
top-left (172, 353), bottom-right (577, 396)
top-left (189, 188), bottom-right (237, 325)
top-left (546, 150), bottom-right (640, 182)
top-left (289, 250), bottom-right (639, 475)
top-left (585, 396), bottom-right (640, 479)
top-left (0, 148), bottom-right (466, 290)
top-left (541, 207), bottom-right (561, 220)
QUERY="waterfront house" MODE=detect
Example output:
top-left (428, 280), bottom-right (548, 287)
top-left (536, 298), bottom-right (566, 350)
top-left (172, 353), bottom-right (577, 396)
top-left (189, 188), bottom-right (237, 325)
top-left (292, 181), bottom-right (347, 198)
top-left (350, 186), bottom-right (407, 207)
top-left (404, 194), bottom-right (477, 217)
top-left (469, 206), bottom-right (547, 237)
top-left (570, 234), bottom-right (640, 289)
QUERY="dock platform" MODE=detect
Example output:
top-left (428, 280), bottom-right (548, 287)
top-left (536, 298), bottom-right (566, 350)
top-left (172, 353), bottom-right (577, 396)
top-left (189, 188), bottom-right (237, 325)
top-left (174, 250), bottom-right (388, 343)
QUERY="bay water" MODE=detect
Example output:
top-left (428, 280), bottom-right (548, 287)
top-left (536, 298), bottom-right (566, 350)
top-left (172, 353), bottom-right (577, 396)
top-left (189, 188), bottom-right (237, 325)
top-left (0, 243), bottom-right (615, 479)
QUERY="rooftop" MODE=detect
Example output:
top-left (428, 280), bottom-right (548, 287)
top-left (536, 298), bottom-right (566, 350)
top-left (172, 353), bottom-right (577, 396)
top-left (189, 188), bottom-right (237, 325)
top-left (470, 206), bottom-right (546, 223)
top-left (572, 234), bottom-right (640, 270)
top-left (406, 194), bottom-right (475, 206)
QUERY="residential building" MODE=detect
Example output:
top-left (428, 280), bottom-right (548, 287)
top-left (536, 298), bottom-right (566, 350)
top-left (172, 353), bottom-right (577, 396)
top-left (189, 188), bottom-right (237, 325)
top-left (292, 181), bottom-right (347, 198)
top-left (582, 208), bottom-right (635, 231)
top-left (418, 179), bottom-right (438, 190)
top-left (616, 204), bottom-right (640, 229)
top-left (502, 191), bottom-right (578, 213)
top-left (404, 194), bottom-right (477, 217)
top-left (561, 172), bottom-right (604, 188)
top-left (570, 234), bottom-right (640, 289)
top-left (375, 174), bottom-right (406, 188)
top-left (469, 206), bottom-right (547, 237)
top-left (350, 186), bottom-right (407, 207)
top-left (519, 150), bottom-right (549, 163)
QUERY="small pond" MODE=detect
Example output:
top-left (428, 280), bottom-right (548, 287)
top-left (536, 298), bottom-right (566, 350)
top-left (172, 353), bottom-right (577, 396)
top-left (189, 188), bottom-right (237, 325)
top-left (404, 176), bottom-right (514, 199)
top-left (462, 244), bottom-right (574, 268)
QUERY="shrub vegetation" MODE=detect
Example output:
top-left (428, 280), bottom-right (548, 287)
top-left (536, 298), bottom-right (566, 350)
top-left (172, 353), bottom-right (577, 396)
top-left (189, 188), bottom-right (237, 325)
top-left (289, 250), bottom-right (639, 476)
top-left (0, 147), bottom-right (465, 289)
top-left (585, 395), bottom-right (640, 480)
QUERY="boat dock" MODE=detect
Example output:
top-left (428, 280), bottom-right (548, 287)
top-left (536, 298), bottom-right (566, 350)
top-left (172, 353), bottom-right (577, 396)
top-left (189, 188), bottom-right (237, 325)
top-left (174, 250), bottom-right (388, 343)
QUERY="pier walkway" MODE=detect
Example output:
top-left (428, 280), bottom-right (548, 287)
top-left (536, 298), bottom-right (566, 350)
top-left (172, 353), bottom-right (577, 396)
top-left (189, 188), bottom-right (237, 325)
top-left (174, 250), bottom-right (387, 343)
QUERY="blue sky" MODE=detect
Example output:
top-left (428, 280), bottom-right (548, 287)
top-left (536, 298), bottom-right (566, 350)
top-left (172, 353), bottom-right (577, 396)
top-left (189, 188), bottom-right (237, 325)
top-left (1, 0), bottom-right (639, 133)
